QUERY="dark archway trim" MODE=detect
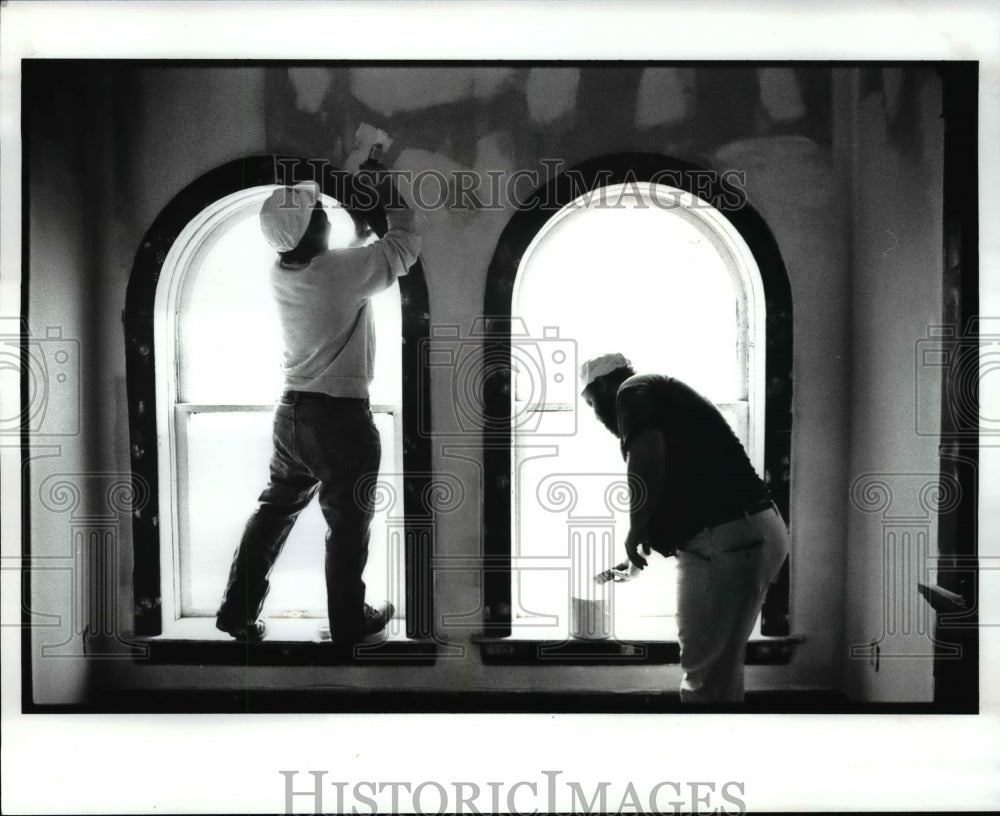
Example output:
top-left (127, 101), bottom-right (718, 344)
top-left (930, 62), bottom-right (979, 710)
top-left (480, 152), bottom-right (793, 637)
top-left (123, 155), bottom-right (432, 638)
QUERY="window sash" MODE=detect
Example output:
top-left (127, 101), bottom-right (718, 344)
top-left (507, 182), bottom-right (767, 639)
top-left (164, 403), bottom-right (404, 625)
top-left (153, 188), bottom-right (407, 631)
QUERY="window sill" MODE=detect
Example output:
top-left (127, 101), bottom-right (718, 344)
top-left (474, 633), bottom-right (805, 666)
top-left (140, 618), bottom-right (436, 665)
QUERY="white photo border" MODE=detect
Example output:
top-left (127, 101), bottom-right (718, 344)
top-left (2, 1), bottom-right (998, 813)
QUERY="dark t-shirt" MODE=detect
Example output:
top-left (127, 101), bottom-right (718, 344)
top-left (616, 374), bottom-right (770, 553)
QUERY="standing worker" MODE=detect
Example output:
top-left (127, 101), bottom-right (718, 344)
top-left (216, 162), bottom-right (420, 644)
top-left (583, 353), bottom-right (789, 702)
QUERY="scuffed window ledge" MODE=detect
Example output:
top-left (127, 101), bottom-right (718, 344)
top-left (137, 617), bottom-right (437, 665)
top-left (475, 625), bottom-right (805, 666)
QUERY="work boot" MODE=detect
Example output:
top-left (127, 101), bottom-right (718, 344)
top-left (360, 601), bottom-right (394, 642)
top-left (320, 602), bottom-right (395, 644)
top-left (216, 617), bottom-right (267, 642)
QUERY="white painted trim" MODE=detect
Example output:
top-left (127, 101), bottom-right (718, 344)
top-left (154, 186), bottom-right (284, 626)
top-left (174, 403), bottom-right (399, 415)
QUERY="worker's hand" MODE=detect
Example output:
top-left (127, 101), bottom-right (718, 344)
top-left (359, 157), bottom-right (386, 174)
top-left (625, 529), bottom-right (651, 570)
top-left (358, 159), bottom-right (399, 206)
top-left (594, 560), bottom-right (643, 585)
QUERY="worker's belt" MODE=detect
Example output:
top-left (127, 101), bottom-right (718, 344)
top-left (279, 390), bottom-right (369, 407)
top-left (699, 497), bottom-right (776, 533)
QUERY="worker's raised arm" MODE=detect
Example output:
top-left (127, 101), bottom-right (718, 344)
top-left (356, 203), bottom-right (421, 296)
top-left (354, 165), bottom-right (421, 296)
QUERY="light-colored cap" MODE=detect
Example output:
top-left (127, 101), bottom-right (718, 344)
top-left (579, 353), bottom-right (632, 390)
top-left (259, 181), bottom-right (321, 251)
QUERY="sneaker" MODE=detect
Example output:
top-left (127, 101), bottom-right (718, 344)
top-left (323, 602), bottom-right (395, 644)
top-left (216, 618), bottom-right (267, 642)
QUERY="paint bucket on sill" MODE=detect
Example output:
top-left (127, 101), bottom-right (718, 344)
top-left (570, 592), bottom-right (612, 640)
top-left (569, 527), bottom-right (615, 639)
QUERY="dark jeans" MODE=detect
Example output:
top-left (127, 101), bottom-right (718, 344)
top-left (216, 391), bottom-right (381, 639)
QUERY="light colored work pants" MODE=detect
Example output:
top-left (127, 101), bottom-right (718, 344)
top-left (675, 504), bottom-right (789, 703)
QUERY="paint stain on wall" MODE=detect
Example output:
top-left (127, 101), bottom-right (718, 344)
top-left (758, 67), bottom-right (806, 123)
top-left (525, 68), bottom-right (580, 125)
top-left (288, 68), bottom-right (333, 114)
top-left (634, 67), bottom-right (694, 129)
top-left (348, 68), bottom-right (516, 116)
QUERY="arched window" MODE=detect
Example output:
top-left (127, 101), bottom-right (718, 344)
top-left (481, 154), bottom-right (792, 645)
top-left (156, 186), bottom-right (403, 631)
top-left (511, 182), bottom-right (766, 639)
top-left (125, 157), bottom-right (433, 644)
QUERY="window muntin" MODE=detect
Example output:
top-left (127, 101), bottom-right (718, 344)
top-left (510, 183), bottom-right (766, 639)
top-left (155, 187), bottom-right (404, 629)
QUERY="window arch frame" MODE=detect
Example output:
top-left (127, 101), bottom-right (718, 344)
top-left (481, 153), bottom-right (793, 639)
top-left (124, 155), bottom-right (433, 639)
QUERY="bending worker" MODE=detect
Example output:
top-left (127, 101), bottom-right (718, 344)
top-left (583, 353), bottom-right (789, 703)
top-left (216, 163), bottom-right (420, 644)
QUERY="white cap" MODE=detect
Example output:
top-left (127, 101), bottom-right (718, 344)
top-left (579, 353), bottom-right (632, 390)
top-left (259, 181), bottom-right (321, 251)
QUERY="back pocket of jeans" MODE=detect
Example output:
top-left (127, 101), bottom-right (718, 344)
top-left (726, 538), bottom-right (765, 555)
top-left (716, 538), bottom-right (765, 569)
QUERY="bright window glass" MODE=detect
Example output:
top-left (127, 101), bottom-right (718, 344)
top-left (177, 201), bottom-right (401, 407)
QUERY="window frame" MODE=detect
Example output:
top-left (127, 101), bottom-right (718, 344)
top-left (507, 181), bottom-right (768, 635)
top-left (480, 153), bottom-right (793, 640)
top-left (156, 188), bottom-right (405, 622)
top-left (124, 155), bottom-right (433, 641)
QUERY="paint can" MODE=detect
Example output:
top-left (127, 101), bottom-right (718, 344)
top-left (570, 592), bottom-right (612, 640)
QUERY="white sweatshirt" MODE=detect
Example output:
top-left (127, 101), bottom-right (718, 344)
top-left (269, 205), bottom-right (421, 399)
